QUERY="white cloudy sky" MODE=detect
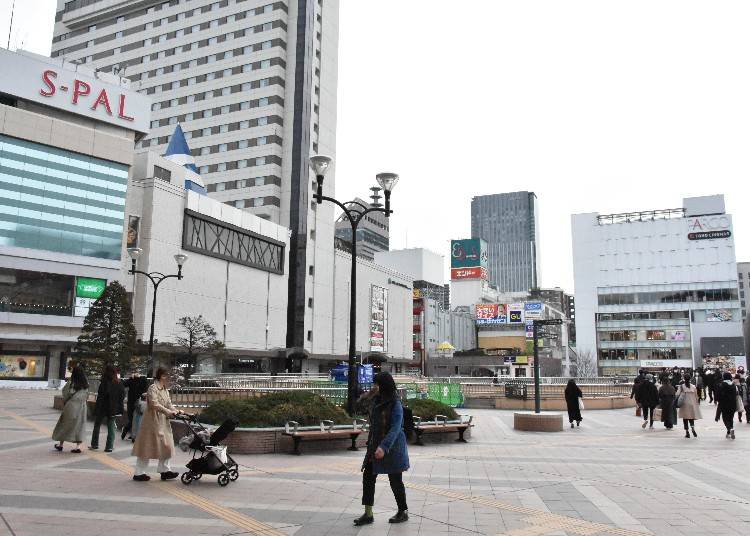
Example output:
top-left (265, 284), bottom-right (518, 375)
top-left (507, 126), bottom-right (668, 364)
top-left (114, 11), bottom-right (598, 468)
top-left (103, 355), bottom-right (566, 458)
top-left (3, 1), bottom-right (750, 291)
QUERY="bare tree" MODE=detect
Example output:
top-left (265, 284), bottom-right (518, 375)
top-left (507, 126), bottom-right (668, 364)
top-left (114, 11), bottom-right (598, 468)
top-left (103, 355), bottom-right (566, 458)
top-left (574, 349), bottom-right (598, 378)
top-left (173, 315), bottom-right (224, 382)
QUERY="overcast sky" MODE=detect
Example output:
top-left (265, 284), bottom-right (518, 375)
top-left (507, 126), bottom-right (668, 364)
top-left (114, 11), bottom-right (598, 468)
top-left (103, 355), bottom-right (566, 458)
top-left (3, 1), bottom-right (750, 292)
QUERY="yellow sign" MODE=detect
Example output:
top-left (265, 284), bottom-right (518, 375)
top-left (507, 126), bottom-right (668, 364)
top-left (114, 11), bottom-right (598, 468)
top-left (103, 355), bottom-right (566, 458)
top-left (515, 356), bottom-right (528, 364)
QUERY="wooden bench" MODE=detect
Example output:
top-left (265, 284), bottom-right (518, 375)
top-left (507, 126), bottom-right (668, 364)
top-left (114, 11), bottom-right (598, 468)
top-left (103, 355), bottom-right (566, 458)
top-left (282, 420), bottom-right (367, 455)
top-left (413, 415), bottom-right (473, 446)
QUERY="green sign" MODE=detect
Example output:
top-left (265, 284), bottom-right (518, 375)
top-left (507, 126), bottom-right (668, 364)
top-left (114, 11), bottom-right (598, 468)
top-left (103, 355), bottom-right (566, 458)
top-left (76, 278), bottom-right (106, 299)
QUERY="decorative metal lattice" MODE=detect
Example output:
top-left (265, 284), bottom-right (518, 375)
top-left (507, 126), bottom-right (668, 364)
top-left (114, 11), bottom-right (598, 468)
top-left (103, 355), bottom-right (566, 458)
top-left (182, 210), bottom-right (285, 274)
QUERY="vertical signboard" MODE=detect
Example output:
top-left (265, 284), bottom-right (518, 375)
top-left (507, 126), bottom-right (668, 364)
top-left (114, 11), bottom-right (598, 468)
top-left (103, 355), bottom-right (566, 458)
top-left (370, 285), bottom-right (388, 352)
top-left (523, 302), bottom-right (544, 320)
top-left (74, 277), bottom-right (106, 317)
top-left (450, 239), bottom-right (488, 280)
top-left (508, 303), bottom-right (524, 324)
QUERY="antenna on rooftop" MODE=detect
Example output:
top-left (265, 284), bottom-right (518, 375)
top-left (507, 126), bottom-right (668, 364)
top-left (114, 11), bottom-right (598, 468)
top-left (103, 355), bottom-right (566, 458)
top-left (7, 0), bottom-right (16, 50)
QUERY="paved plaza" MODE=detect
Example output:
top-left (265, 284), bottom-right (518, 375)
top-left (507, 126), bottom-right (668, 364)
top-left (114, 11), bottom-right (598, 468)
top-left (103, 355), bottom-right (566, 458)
top-left (0, 389), bottom-right (748, 536)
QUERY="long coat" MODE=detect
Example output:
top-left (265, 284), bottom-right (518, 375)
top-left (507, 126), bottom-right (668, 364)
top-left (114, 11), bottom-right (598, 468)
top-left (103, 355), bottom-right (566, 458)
top-left (677, 384), bottom-right (701, 420)
top-left (52, 383), bottom-right (88, 443)
top-left (564, 384), bottom-right (583, 423)
top-left (365, 397), bottom-right (409, 475)
top-left (131, 384), bottom-right (176, 460)
top-left (94, 379), bottom-right (125, 418)
top-left (658, 384), bottom-right (676, 426)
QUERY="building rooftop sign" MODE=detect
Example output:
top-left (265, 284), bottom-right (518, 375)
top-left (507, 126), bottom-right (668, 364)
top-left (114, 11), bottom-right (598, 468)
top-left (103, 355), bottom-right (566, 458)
top-left (0, 48), bottom-right (150, 135)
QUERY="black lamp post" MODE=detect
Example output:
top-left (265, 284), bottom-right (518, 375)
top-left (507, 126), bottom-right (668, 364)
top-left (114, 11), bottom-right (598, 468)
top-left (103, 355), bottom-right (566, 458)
top-left (309, 155), bottom-right (399, 416)
top-left (127, 247), bottom-right (188, 376)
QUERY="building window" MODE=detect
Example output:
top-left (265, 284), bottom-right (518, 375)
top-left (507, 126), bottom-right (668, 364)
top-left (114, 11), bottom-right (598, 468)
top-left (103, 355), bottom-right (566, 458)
top-left (307, 330), bottom-right (312, 342)
top-left (153, 166), bottom-right (172, 182)
top-left (309, 265), bottom-right (314, 275)
top-left (257, 116), bottom-right (268, 126)
top-left (234, 200), bottom-right (244, 208)
top-left (308, 298), bottom-right (313, 308)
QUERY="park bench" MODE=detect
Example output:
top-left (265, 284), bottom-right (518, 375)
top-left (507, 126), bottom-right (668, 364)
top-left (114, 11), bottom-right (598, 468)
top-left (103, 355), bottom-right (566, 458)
top-left (412, 415), bottom-right (473, 446)
top-left (282, 419), bottom-right (367, 455)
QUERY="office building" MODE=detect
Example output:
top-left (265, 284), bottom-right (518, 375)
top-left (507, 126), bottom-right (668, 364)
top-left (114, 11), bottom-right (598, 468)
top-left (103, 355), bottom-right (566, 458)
top-left (51, 0), bottom-right (341, 365)
top-left (0, 48), bottom-right (151, 386)
top-left (572, 195), bottom-right (745, 377)
top-left (335, 196), bottom-right (389, 261)
top-left (471, 191), bottom-right (540, 292)
top-left (737, 261), bottom-right (750, 361)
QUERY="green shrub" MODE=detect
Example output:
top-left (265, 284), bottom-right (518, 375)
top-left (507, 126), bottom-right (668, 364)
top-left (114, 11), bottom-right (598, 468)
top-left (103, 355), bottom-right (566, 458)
top-left (407, 398), bottom-right (459, 421)
top-left (199, 391), bottom-right (350, 428)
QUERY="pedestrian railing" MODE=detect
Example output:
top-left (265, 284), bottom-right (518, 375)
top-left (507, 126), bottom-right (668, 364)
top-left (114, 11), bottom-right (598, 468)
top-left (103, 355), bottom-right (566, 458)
top-left (171, 386), bottom-right (348, 409)
top-left (460, 382), bottom-right (631, 400)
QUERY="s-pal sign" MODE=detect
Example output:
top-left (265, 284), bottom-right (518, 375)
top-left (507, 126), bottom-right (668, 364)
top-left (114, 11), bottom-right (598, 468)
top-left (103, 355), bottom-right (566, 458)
top-left (0, 48), bottom-right (150, 134)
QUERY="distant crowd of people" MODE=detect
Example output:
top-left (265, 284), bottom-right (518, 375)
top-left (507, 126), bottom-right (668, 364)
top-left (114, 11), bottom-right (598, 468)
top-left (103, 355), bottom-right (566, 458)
top-left (630, 367), bottom-right (748, 439)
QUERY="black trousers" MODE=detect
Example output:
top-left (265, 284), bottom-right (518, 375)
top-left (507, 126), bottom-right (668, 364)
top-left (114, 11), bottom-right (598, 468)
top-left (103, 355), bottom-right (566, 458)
top-left (721, 410), bottom-right (735, 431)
top-left (642, 406), bottom-right (654, 426)
top-left (362, 463), bottom-right (407, 511)
top-left (122, 405), bottom-right (135, 436)
top-left (682, 419), bottom-right (694, 430)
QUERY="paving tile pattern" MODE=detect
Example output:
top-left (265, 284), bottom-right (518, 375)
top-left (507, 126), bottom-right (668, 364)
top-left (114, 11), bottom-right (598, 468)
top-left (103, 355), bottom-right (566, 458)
top-left (0, 389), bottom-right (748, 536)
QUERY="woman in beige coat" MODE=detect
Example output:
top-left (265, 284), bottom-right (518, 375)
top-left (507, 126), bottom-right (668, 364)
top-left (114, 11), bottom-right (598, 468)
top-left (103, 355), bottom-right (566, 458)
top-left (677, 373), bottom-right (702, 439)
top-left (131, 367), bottom-right (183, 481)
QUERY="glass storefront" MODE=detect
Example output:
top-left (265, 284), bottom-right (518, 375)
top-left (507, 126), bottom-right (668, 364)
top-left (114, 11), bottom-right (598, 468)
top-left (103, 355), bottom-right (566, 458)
top-left (0, 134), bottom-right (128, 260)
top-left (598, 329), bottom-right (689, 342)
top-left (0, 354), bottom-right (48, 380)
top-left (598, 348), bottom-right (692, 360)
top-left (598, 288), bottom-right (738, 306)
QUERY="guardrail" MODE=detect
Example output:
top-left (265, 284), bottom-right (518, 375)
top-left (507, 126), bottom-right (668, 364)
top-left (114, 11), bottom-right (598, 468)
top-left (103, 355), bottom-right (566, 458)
top-left (460, 382), bottom-right (631, 400)
top-left (171, 386), bottom-right (349, 409)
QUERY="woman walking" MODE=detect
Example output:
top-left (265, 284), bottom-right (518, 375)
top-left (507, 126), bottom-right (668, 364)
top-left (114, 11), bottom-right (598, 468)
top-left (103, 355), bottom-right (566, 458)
top-left (52, 366), bottom-right (89, 453)
top-left (90, 365), bottom-right (125, 453)
top-left (131, 367), bottom-right (181, 482)
top-left (354, 372), bottom-right (410, 526)
top-left (716, 372), bottom-right (739, 439)
top-left (638, 374), bottom-right (659, 429)
top-left (734, 375), bottom-right (747, 423)
top-left (564, 379), bottom-right (583, 428)
top-left (658, 379), bottom-right (676, 430)
top-left (677, 373), bottom-right (701, 438)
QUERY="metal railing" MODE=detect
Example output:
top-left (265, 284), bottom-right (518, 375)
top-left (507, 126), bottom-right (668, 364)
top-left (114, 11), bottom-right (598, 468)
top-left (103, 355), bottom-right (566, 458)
top-left (171, 386), bottom-right (348, 409)
top-left (460, 382), bottom-right (632, 400)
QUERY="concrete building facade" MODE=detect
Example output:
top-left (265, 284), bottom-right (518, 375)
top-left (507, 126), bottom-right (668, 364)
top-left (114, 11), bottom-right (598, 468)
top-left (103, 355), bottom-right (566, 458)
top-left (572, 195), bottom-right (745, 377)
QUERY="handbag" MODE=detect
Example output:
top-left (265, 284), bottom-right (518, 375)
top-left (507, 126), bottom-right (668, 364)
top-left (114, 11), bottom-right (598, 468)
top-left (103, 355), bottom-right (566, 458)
top-left (676, 387), bottom-right (686, 408)
top-left (578, 397), bottom-right (584, 410)
top-left (653, 408), bottom-right (662, 421)
top-left (635, 406), bottom-right (642, 417)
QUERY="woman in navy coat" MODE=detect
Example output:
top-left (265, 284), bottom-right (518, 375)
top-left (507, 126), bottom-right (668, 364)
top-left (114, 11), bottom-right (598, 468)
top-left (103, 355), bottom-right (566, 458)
top-left (354, 372), bottom-right (410, 526)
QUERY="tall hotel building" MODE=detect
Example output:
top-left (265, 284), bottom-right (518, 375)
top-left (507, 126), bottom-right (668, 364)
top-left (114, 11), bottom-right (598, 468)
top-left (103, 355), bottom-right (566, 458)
top-left (471, 191), bottom-right (540, 292)
top-left (572, 195), bottom-right (745, 376)
top-left (51, 0), bottom-right (340, 359)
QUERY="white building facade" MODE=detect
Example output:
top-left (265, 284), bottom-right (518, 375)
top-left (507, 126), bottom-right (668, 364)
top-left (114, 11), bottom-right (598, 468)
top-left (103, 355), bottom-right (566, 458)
top-left (572, 195), bottom-right (744, 377)
top-left (0, 48), bottom-right (151, 386)
top-left (51, 0), bottom-right (341, 370)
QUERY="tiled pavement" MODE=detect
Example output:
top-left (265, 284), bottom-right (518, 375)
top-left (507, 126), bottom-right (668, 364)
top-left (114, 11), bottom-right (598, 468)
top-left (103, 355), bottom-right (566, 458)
top-left (0, 389), bottom-right (749, 536)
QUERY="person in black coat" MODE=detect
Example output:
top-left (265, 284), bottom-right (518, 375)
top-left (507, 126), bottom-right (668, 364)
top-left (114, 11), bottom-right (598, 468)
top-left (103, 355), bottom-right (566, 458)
top-left (715, 372), bottom-right (739, 440)
top-left (658, 380), bottom-right (676, 430)
top-left (630, 370), bottom-right (645, 406)
top-left (121, 373), bottom-right (149, 441)
top-left (90, 365), bottom-right (125, 452)
top-left (638, 374), bottom-right (659, 429)
top-left (564, 379), bottom-right (583, 428)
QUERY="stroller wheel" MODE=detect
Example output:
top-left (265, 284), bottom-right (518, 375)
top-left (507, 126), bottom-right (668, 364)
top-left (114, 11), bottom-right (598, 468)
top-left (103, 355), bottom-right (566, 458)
top-left (218, 473), bottom-right (229, 487)
top-left (180, 472), bottom-right (193, 485)
top-left (192, 473), bottom-right (202, 481)
top-left (228, 469), bottom-right (239, 481)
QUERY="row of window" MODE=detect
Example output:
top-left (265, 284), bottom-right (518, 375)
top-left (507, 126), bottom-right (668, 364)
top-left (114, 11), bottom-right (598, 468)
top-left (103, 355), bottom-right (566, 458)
top-left (150, 72), bottom-right (283, 111)
top-left (207, 175), bottom-right (281, 192)
top-left (175, 115), bottom-right (282, 139)
top-left (189, 135), bottom-right (282, 157)
top-left (598, 288), bottom-right (738, 306)
top-left (144, 43), bottom-right (285, 94)
top-left (598, 349), bottom-right (691, 361)
top-left (598, 329), bottom-right (689, 342)
top-left (223, 196), bottom-right (280, 209)
top-left (194, 155), bottom-right (283, 176)
top-left (597, 311), bottom-right (690, 321)
top-left (56, 1), bottom-right (284, 46)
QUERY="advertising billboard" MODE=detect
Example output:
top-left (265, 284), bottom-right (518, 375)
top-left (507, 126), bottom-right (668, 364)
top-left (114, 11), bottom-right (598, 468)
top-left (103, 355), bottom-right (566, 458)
top-left (706, 309), bottom-right (733, 322)
top-left (451, 267), bottom-right (488, 280)
top-left (524, 301), bottom-right (544, 320)
top-left (74, 277), bottom-right (107, 317)
top-left (475, 303), bottom-right (507, 325)
top-left (370, 286), bottom-right (388, 352)
top-left (507, 303), bottom-right (524, 324)
top-left (451, 239), bottom-right (488, 270)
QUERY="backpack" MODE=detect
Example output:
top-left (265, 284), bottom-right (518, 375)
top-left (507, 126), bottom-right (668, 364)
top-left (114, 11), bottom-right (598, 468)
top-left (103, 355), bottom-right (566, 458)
top-left (402, 405), bottom-right (415, 438)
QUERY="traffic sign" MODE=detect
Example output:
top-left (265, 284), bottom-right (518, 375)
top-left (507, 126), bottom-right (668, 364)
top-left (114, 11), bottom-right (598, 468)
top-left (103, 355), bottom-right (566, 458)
top-left (534, 319), bottom-right (563, 326)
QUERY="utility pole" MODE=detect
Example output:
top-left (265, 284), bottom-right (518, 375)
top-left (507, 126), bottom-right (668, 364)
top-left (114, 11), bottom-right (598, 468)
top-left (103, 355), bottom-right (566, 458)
top-left (533, 318), bottom-right (563, 414)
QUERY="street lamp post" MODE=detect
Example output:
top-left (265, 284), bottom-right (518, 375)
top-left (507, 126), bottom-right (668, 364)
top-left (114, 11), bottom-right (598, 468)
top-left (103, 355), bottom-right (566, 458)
top-left (127, 247), bottom-right (188, 376)
top-left (309, 155), bottom-right (399, 416)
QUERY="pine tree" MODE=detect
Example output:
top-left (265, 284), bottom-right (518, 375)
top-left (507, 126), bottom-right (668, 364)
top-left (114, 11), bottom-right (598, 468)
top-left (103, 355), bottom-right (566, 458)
top-left (75, 281), bottom-right (141, 376)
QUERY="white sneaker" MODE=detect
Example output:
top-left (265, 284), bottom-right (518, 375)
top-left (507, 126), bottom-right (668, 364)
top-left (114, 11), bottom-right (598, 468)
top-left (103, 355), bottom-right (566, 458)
top-left (642, 421), bottom-right (647, 429)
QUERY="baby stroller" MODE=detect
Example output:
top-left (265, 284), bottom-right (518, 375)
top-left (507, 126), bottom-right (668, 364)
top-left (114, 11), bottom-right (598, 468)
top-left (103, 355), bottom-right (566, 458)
top-left (177, 415), bottom-right (239, 486)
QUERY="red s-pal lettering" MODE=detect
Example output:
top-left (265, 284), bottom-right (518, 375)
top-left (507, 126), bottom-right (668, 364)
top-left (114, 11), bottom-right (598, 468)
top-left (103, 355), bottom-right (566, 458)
top-left (40, 70), bottom-right (57, 97)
